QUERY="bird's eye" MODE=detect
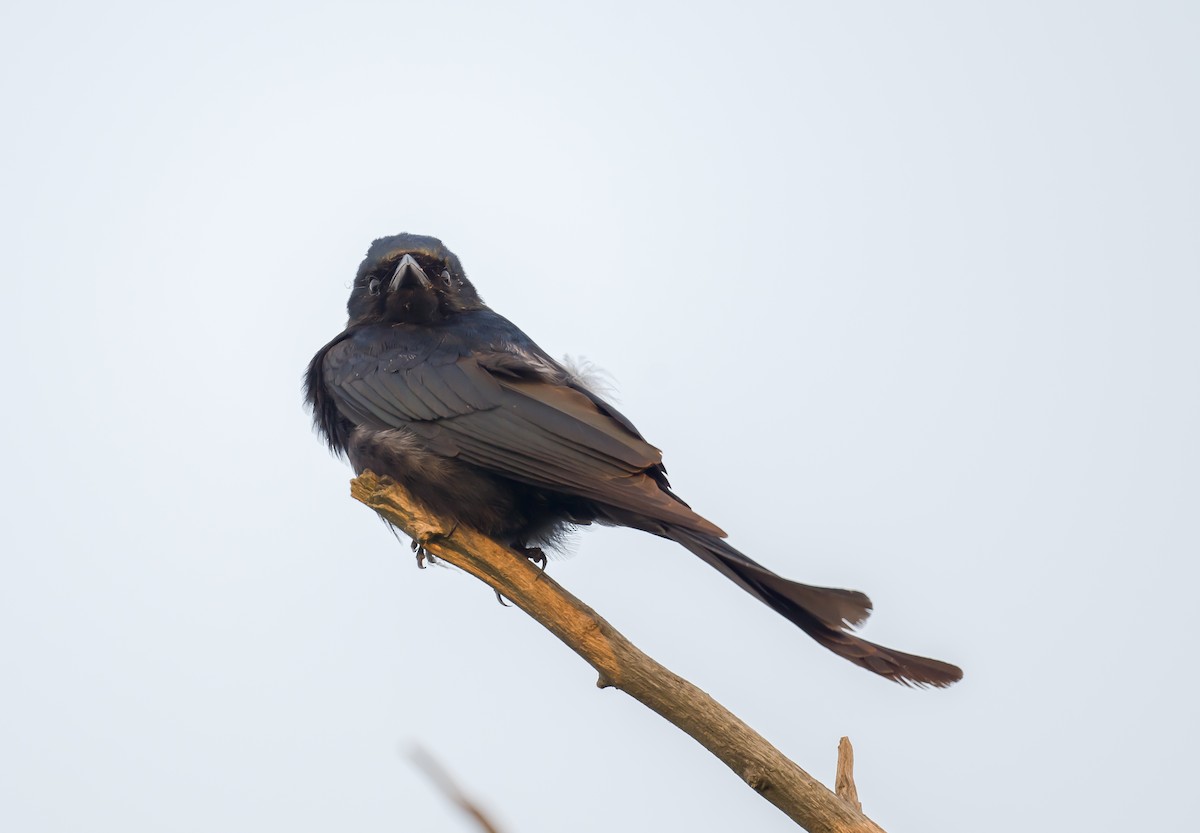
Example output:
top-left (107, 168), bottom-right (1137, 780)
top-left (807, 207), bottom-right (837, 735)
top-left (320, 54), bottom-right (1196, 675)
top-left (440, 270), bottom-right (453, 287)
top-left (368, 278), bottom-right (381, 295)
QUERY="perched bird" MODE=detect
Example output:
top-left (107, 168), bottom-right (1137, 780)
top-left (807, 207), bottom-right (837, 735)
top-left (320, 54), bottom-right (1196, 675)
top-left (306, 233), bottom-right (962, 687)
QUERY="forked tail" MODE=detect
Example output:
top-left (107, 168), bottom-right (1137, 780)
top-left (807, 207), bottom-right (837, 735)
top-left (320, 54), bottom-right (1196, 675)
top-left (668, 527), bottom-right (963, 688)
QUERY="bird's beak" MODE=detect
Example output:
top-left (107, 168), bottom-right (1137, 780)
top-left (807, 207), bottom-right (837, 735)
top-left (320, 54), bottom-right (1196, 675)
top-left (389, 254), bottom-right (432, 292)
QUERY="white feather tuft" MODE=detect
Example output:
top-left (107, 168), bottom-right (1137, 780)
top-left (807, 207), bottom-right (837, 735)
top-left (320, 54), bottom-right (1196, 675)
top-left (560, 354), bottom-right (619, 401)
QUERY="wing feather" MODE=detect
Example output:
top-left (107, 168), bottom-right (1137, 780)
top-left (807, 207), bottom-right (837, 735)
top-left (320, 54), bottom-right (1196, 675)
top-left (324, 339), bottom-right (721, 535)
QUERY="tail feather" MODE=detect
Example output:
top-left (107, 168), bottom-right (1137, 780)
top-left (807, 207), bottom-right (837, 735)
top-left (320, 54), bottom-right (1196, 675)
top-left (671, 530), bottom-right (874, 631)
top-left (800, 623), bottom-right (964, 688)
top-left (669, 528), bottom-right (962, 688)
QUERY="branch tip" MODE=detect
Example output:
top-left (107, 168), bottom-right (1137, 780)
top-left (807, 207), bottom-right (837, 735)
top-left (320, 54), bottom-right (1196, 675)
top-left (836, 736), bottom-right (862, 812)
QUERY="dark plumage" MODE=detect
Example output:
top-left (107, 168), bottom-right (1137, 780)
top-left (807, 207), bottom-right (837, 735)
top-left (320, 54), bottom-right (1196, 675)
top-left (306, 233), bottom-right (962, 687)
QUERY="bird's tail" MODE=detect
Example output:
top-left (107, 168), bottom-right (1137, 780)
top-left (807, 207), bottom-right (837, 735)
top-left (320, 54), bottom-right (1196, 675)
top-left (667, 527), bottom-right (962, 688)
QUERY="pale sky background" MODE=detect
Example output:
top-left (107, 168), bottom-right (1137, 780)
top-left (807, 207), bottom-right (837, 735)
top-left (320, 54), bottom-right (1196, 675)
top-left (2, 2), bottom-right (1197, 831)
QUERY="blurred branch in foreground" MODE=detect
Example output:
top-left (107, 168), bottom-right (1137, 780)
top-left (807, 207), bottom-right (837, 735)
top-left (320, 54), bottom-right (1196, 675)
top-left (353, 470), bottom-right (884, 833)
top-left (409, 745), bottom-right (505, 833)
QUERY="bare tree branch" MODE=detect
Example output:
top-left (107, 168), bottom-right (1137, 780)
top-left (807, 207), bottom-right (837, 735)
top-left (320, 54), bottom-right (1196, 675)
top-left (352, 471), bottom-right (886, 833)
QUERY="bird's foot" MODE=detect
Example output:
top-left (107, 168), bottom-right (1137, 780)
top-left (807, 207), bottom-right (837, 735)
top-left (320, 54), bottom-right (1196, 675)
top-left (512, 544), bottom-right (548, 571)
top-left (410, 523), bottom-right (457, 568)
top-left (412, 542), bottom-right (437, 569)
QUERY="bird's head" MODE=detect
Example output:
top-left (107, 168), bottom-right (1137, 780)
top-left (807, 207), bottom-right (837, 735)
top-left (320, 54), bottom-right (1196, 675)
top-left (346, 233), bottom-right (485, 325)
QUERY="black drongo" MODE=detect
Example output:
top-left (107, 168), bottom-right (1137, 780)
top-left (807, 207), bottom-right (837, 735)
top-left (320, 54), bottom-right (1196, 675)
top-left (306, 233), bottom-right (961, 687)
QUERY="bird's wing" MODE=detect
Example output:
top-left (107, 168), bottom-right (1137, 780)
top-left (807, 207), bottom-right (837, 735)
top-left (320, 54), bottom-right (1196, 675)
top-left (323, 338), bottom-right (724, 535)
